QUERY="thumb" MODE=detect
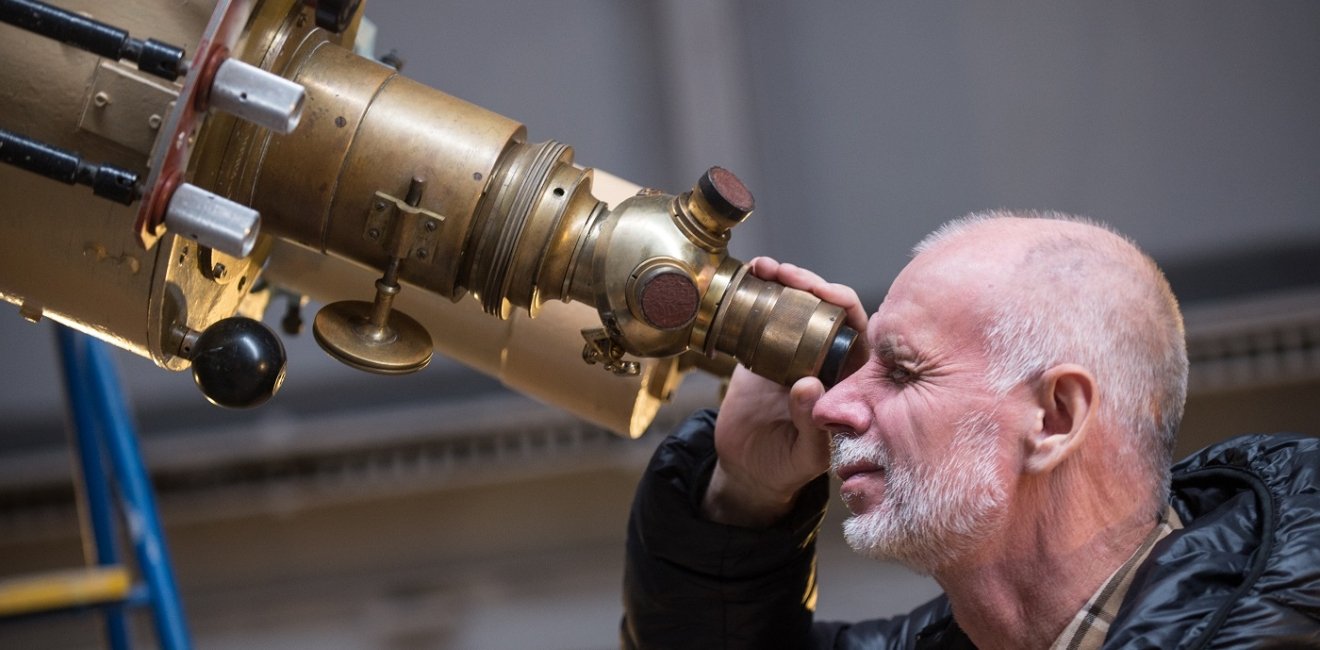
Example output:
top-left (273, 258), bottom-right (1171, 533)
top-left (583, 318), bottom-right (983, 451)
top-left (788, 377), bottom-right (830, 469)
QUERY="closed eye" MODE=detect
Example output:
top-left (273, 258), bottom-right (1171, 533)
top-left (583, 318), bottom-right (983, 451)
top-left (885, 362), bottom-right (918, 386)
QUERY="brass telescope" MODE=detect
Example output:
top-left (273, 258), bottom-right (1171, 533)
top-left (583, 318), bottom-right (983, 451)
top-left (0, 0), bottom-right (858, 436)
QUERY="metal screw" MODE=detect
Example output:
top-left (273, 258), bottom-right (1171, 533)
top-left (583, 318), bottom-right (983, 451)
top-left (368, 228), bottom-right (381, 240)
top-left (93, 92), bottom-right (111, 108)
top-left (424, 220), bottom-right (437, 232)
top-left (213, 262), bottom-right (228, 278)
top-left (416, 249), bottom-right (428, 260)
top-left (374, 200), bottom-right (387, 211)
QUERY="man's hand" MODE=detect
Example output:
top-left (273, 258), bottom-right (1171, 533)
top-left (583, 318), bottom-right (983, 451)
top-left (702, 258), bottom-right (867, 527)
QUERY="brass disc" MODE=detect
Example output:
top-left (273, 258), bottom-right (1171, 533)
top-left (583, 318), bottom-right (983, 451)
top-left (313, 300), bottom-right (433, 375)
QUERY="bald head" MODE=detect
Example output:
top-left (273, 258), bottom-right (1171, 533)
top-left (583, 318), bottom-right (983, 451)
top-left (912, 211), bottom-right (1188, 514)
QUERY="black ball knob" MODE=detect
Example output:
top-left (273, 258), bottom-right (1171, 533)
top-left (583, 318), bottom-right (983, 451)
top-left (189, 317), bottom-right (287, 408)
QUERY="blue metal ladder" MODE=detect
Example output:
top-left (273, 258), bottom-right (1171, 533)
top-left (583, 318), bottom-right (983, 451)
top-left (0, 326), bottom-right (192, 649)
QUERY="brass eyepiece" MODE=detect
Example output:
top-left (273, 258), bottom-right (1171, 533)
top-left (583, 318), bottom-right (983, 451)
top-left (583, 166), bottom-right (858, 388)
top-left (707, 264), bottom-right (858, 387)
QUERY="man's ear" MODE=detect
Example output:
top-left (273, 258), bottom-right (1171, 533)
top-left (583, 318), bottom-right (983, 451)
top-left (1024, 364), bottom-right (1096, 474)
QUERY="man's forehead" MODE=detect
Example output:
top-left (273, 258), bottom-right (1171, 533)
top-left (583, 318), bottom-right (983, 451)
top-left (865, 298), bottom-right (994, 368)
top-left (867, 251), bottom-right (1004, 352)
top-left (868, 327), bottom-right (916, 358)
top-left (865, 298), bottom-right (937, 357)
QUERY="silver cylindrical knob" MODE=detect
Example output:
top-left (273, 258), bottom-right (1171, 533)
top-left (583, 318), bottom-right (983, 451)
top-left (165, 182), bottom-right (261, 257)
top-left (208, 58), bottom-right (306, 134)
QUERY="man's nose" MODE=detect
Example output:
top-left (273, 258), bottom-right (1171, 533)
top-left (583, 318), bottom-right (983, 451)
top-left (811, 370), bottom-right (870, 436)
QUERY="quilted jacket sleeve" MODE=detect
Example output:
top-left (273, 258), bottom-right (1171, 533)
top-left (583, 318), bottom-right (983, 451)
top-left (621, 409), bottom-right (832, 649)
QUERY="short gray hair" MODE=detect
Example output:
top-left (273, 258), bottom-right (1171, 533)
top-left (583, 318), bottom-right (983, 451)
top-left (914, 211), bottom-right (1188, 516)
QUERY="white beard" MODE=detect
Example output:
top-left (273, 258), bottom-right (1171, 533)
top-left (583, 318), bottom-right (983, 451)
top-left (832, 410), bottom-right (1008, 574)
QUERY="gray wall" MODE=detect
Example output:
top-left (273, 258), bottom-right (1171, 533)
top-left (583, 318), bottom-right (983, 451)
top-left (371, 0), bottom-right (1320, 298)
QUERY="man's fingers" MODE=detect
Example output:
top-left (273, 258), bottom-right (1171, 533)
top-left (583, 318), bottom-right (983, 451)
top-left (748, 258), bottom-right (869, 337)
top-left (749, 258), bottom-right (826, 292)
top-left (754, 261), bottom-right (867, 326)
top-left (747, 256), bottom-right (780, 279)
top-left (777, 262), bottom-right (828, 290)
top-left (812, 282), bottom-right (868, 332)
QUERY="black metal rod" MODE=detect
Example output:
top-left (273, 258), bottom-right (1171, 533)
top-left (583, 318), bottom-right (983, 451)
top-left (0, 125), bottom-right (80, 183)
top-left (0, 0), bottom-right (184, 80)
top-left (0, 127), bottom-right (140, 205)
top-left (0, 0), bottom-right (125, 59)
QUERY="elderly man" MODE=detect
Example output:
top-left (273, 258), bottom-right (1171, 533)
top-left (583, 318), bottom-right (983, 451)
top-left (621, 212), bottom-right (1320, 649)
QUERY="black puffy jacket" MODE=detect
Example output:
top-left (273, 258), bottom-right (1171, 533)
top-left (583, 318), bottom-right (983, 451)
top-left (621, 409), bottom-right (1320, 649)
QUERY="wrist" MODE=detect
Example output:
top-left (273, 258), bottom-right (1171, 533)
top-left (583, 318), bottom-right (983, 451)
top-left (701, 462), bottom-right (800, 528)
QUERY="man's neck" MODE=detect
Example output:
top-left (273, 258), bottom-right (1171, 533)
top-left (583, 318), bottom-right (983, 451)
top-left (931, 488), bottom-right (1156, 650)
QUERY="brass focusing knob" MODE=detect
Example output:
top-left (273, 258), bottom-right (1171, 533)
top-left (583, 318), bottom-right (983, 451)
top-left (312, 176), bottom-right (435, 375)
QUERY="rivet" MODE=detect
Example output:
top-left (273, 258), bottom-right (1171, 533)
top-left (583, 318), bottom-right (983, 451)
top-left (148, 114), bottom-right (163, 130)
top-left (93, 92), bottom-right (111, 108)
top-left (368, 228), bottom-right (381, 240)
top-left (424, 220), bottom-right (437, 232)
